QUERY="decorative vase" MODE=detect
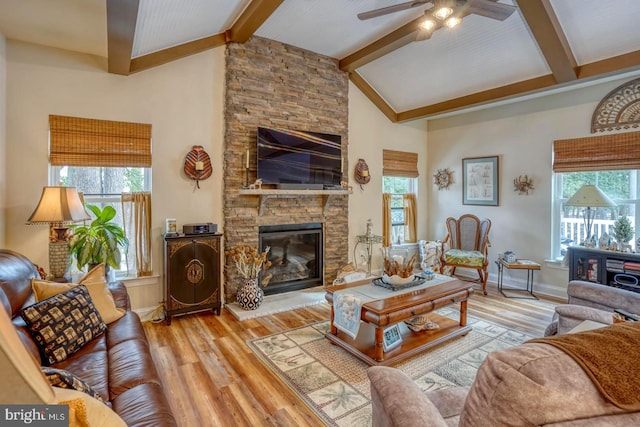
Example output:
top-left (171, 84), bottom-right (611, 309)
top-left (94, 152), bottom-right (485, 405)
top-left (236, 278), bottom-right (264, 310)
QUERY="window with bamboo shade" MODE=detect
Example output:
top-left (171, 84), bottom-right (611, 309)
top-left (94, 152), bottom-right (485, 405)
top-left (49, 115), bottom-right (152, 168)
top-left (383, 149), bottom-right (419, 178)
top-left (553, 130), bottom-right (640, 172)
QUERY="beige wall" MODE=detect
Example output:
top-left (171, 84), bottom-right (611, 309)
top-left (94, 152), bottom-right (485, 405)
top-left (3, 39), bottom-right (430, 309)
top-left (0, 33), bottom-right (6, 246)
top-left (6, 40), bottom-right (225, 309)
top-left (348, 83), bottom-right (428, 273)
top-left (426, 73), bottom-right (640, 297)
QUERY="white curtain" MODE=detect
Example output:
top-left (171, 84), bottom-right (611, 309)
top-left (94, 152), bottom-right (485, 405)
top-left (121, 192), bottom-right (152, 277)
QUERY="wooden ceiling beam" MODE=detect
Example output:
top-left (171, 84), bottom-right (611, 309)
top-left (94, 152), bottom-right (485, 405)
top-left (396, 75), bottom-right (558, 122)
top-left (578, 49), bottom-right (640, 79)
top-left (227, 0), bottom-right (284, 43)
top-left (106, 0), bottom-right (139, 75)
top-left (339, 17), bottom-right (424, 72)
top-left (515, 0), bottom-right (577, 83)
top-left (130, 33), bottom-right (227, 74)
top-left (349, 72), bottom-right (398, 122)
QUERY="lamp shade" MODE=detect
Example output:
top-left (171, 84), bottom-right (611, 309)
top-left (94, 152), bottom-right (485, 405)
top-left (26, 186), bottom-right (90, 224)
top-left (565, 185), bottom-right (617, 208)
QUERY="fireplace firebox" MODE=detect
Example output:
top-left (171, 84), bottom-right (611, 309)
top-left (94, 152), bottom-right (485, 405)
top-left (259, 223), bottom-right (323, 295)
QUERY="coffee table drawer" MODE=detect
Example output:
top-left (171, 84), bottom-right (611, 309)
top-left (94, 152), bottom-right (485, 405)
top-left (376, 289), bottom-right (471, 324)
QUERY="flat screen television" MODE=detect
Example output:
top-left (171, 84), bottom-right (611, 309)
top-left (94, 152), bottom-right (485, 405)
top-left (257, 126), bottom-right (342, 189)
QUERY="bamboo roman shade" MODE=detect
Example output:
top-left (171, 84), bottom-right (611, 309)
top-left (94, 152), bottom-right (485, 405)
top-left (49, 115), bottom-right (152, 167)
top-left (553, 131), bottom-right (640, 172)
top-left (383, 149), bottom-right (419, 178)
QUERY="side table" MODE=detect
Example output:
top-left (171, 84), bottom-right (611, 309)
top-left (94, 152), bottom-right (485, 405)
top-left (496, 257), bottom-right (540, 299)
top-left (354, 234), bottom-right (383, 276)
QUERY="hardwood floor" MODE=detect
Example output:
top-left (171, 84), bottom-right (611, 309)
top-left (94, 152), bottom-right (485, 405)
top-left (142, 284), bottom-right (560, 427)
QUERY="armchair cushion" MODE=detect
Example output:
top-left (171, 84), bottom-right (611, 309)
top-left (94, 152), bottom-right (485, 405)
top-left (368, 366), bottom-right (449, 427)
top-left (443, 249), bottom-right (485, 267)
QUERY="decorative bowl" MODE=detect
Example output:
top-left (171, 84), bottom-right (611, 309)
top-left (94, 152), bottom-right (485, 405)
top-left (404, 315), bottom-right (440, 332)
top-left (381, 274), bottom-right (416, 286)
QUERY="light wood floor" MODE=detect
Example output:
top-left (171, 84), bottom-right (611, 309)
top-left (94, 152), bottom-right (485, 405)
top-left (142, 283), bottom-right (561, 427)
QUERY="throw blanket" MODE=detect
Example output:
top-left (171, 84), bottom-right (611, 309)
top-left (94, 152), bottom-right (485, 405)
top-left (333, 294), bottom-right (362, 338)
top-left (528, 321), bottom-right (640, 410)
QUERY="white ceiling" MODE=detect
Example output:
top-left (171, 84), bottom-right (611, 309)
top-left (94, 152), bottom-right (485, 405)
top-left (1, 0), bottom-right (639, 120)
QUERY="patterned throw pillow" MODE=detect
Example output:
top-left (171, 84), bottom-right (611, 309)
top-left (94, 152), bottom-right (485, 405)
top-left (20, 285), bottom-right (106, 365)
top-left (41, 366), bottom-right (105, 404)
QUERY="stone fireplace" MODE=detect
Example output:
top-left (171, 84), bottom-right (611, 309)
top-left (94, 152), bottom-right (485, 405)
top-left (222, 36), bottom-right (349, 302)
top-left (259, 222), bottom-right (323, 295)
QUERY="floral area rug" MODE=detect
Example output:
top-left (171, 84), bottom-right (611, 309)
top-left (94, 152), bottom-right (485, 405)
top-left (247, 308), bottom-right (539, 426)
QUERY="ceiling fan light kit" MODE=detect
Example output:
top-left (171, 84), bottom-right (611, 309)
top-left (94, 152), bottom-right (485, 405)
top-left (359, 0), bottom-right (517, 40)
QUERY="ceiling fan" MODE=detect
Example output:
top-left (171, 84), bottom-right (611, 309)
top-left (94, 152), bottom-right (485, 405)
top-left (358, 0), bottom-right (517, 40)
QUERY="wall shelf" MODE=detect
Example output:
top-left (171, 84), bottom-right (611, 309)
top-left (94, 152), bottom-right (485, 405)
top-left (238, 189), bottom-right (352, 216)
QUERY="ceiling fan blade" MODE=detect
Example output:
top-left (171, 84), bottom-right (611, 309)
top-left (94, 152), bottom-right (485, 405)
top-left (358, 1), bottom-right (431, 21)
top-left (466, 0), bottom-right (517, 21)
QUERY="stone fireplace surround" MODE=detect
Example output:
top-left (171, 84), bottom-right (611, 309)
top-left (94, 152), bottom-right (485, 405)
top-left (222, 36), bottom-right (349, 302)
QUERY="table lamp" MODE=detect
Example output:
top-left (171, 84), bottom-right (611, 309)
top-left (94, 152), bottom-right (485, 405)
top-left (565, 184), bottom-right (617, 244)
top-left (26, 186), bottom-right (90, 278)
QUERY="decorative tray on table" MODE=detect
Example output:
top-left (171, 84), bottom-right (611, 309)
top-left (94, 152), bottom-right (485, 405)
top-left (372, 275), bottom-right (426, 291)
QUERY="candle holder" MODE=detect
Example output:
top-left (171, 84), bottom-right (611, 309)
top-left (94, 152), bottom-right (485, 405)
top-left (244, 166), bottom-right (250, 188)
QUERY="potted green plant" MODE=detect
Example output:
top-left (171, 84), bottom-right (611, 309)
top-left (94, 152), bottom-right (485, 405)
top-left (69, 204), bottom-right (129, 271)
top-left (612, 215), bottom-right (635, 248)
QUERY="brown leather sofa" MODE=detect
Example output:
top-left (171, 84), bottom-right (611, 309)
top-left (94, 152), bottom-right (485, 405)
top-left (0, 249), bottom-right (176, 427)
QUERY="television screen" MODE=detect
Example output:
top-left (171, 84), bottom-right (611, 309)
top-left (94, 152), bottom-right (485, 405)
top-left (257, 127), bottom-right (342, 187)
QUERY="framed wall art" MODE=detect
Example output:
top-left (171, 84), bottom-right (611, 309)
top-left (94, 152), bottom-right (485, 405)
top-left (462, 156), bottom-right (499, 206)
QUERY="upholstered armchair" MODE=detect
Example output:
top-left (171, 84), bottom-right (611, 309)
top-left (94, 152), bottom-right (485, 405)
top-left (440, 214), bottom-right (491, 295)
top-left (545, 280), bottom-right (640, 336)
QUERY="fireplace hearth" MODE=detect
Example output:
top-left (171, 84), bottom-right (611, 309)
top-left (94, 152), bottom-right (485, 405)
top-left (259, 223), bottom-right (323, 295)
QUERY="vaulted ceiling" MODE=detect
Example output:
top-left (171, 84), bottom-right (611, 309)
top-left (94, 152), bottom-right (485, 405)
top-left (1, 0), bottom-right (640, 122)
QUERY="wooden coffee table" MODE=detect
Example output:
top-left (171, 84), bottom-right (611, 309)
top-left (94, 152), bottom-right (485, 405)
top-left (325, 278), bottom-right (474, 366)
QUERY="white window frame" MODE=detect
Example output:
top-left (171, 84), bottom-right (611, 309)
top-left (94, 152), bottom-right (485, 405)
top-left (49, 166), bottom-right (152, 277)
top-left (551, 170), bottom-right (640, 260)
top-left (383, 176), bottom-right (418, 246)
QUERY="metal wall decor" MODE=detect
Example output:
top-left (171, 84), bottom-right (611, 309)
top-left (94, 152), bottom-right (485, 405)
top-left (591, 77), bottom-right (640, 133)
top-left (513, 175), bottom-right (534, 195)
top-left (433, 168), bottom-right (453, 190)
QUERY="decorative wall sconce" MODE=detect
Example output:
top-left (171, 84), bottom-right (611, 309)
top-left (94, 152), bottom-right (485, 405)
top-left (184, 145), bottom-right (212, 189)
top-left (355, 158), bottom-right (370, 190)
top-left (513, 175), bottom-right (534, 195)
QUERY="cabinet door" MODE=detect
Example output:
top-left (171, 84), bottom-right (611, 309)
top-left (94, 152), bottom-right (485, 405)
top-left (168, 238), bottom-right (219, 305)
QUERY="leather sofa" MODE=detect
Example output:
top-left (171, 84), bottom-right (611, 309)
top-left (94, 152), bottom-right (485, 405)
top-left (0, 249), bottom-right (176, 426)
top-left (369, 327), bottom-right (640, 426)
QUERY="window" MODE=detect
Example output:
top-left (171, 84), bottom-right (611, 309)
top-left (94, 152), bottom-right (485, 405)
top-left (552, 170), bottom-right (639, 259)
top-left (552, 131), bottom-right (640, 260)
top-left (383, 176), bottom-right (417, 244)
top-left (48, 115), bottom-right (153, 277)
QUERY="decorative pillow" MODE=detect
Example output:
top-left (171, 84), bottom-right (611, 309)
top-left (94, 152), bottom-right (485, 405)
top-left (21, 285), bottom-right (106, 365)
top-left (53, 387), bottom-right (127, 427)
top-left (41, 367), bottom-right (104, 403)
top-left (31, 264), bottom-right (125, 324)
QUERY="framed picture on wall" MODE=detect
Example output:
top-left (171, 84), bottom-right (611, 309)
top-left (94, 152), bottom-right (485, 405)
top-left (462, 156), bottom-right (499, 206)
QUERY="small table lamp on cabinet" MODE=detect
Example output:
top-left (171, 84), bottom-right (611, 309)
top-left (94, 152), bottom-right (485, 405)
top-left (26, 186), bottom-right (90, 279)
top-left (565, 184), bottom-right (617, 244)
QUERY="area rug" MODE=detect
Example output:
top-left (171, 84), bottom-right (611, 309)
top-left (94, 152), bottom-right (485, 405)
top-left (247, 308), bottom-right (539, 426)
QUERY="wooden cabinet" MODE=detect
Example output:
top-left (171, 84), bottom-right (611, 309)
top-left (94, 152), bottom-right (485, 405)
top-left (164, 233), bottom-right (222, 324)
top-left (567, 246), bottom-right (640, 293)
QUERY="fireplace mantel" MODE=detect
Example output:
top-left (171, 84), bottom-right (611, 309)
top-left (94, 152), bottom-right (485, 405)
top-left (238, 189), bottom-right (352, 216)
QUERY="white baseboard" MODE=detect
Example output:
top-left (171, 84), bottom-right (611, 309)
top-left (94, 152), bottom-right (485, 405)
top-left (134, 304), bottom-right (165, 323)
